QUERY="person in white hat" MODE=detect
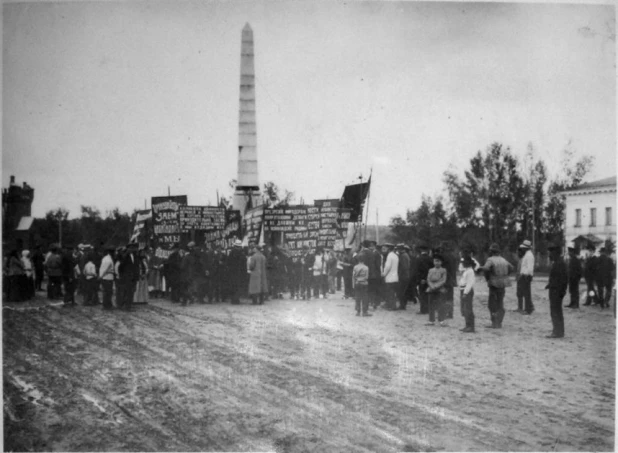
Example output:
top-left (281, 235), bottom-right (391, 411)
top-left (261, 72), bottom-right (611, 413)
top-left (517, 239), bottom-right (535, 314)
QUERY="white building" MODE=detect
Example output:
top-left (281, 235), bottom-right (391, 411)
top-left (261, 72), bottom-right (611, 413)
top-left (561, 176), bottom-right (616, 250)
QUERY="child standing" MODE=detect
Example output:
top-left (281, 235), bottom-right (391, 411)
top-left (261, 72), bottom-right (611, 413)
top-left (353, 256), bottom-right (371, 317)
top-left (459, 257), bottom-right (476, 333)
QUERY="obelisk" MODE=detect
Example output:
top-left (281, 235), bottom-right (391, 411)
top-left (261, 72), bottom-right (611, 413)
top-left (233, 23), bottom-right (261, 214)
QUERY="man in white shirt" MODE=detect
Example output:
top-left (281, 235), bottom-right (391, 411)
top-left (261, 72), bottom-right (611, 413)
top-left (99, 247), bottom-right (116, 310)
top-left (517, 240), bottom-right (535, 314)
top-left (381, 243), bottom-right (399, 310)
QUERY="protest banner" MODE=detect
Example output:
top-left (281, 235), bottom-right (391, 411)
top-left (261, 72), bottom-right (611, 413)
top-left (129, 209), bottom-right (152, 249)
top-left (242, 206), bottom-right (264, 246)
top-left (179, 206), bottom-right (226, 232)
top-left (151, 195), bottom-right (187, 259)
top-left (204, 210), bottom-right (242, 249)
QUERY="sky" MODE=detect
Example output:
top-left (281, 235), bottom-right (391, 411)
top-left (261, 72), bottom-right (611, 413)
top-left (3, 1), bottom-right (616, 225)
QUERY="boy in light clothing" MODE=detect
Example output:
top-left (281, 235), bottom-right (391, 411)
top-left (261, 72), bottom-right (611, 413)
top-left (459, 257), bottom-right (476, 333)
top-left (353, 256), bottom-right (371, 317)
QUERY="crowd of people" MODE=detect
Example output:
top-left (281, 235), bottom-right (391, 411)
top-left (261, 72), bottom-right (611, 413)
top-left (3, 237), bottom-right (615, 338)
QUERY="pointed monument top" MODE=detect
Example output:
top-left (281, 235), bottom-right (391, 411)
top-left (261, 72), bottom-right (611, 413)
top-left (243, 23), bottom-right (252, 31)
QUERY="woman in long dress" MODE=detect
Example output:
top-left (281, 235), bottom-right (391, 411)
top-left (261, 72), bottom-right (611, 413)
top-left (133, 249), bottom-right (149, 303)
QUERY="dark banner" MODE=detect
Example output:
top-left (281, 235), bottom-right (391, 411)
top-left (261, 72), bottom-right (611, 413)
top-left (151, 195), bottom-right (187, 259)
top-left (204, 210), bottom-right (242, 249)
top-left (179, 206), bottom-right (226, 232)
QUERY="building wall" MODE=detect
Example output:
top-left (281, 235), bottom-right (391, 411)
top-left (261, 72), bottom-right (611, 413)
top-left (564, 190), bottom-right (616, 246)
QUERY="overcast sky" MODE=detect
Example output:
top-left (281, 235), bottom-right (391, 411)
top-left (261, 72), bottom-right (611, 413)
top-left (3, 1), bottom-right (616, 224)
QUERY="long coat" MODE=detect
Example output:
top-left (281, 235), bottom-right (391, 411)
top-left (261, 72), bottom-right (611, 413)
top-left (248, 250), bottom-right (268, 295)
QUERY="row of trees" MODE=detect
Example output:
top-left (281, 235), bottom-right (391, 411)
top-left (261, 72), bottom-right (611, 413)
top-left (390, 141), bottom-right (595, 256)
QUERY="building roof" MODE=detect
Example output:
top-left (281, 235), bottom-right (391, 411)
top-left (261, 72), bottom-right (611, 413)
top-left (15, 216), bottom-right (34, 231)
top-left (562, 176), bottom-right (616, 194)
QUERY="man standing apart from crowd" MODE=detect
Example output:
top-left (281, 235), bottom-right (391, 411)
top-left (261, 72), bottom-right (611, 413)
top-left (596, 247), bottom-right (615, 309)
top-left (517, 240), bottom-right (535, 314)
top-left (416, 244), bottom-right (433, 315)
top-left (99, 246), bottom-right (115, 310)
top-left (482, 243), bottom-right (513, 329)
top-left (565, 246), bottom-right (582, 309)
top-left (248, 242), bottom-right (268, 305)
top-left (546, 242), bottom-right (568, 338)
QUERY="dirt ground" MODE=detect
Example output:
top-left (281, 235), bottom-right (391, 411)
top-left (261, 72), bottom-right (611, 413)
top-left (3, 277), bottom-right (615, 452)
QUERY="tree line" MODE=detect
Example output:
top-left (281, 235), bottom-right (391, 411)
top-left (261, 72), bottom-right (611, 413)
top-left (390, 141), bottom-right (596, 257)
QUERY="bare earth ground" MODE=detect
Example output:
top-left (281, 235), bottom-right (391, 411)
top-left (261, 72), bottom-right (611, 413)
top-left (3, 277), bottom-right (615, 452)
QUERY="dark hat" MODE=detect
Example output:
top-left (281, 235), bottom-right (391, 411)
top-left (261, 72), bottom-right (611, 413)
top-left (461, 257), bottom-right (475, 268)
top-left (489, 243), bottom-right (501, 253)
top-left (417, 243), bottom-right (429, 250)
top-left (362, 240), bottom-right (371, 248)
top-left (432, 253), bottom-right (444, 263)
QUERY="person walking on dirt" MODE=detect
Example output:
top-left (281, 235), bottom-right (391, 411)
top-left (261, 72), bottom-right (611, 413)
top-left (248, 242), bottom-right (268, 305)
top-left (227, 240), bottom-right (246, 304)
top-left (545, 242), bottom-right (568, 338)
top-left (565, 246), bottom-right (582, 309)
top-left (481, 243), bottom-right (513, 329)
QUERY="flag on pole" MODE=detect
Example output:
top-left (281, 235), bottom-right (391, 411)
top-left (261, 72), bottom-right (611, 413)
top-left (341, 176), bottom-right (371, 223)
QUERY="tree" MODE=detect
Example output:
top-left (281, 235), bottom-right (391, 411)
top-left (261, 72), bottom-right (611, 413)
top-left (444, 142), bottom-right (526, 250)
top-left (544, 144), bottom-right (595, 243)
top-left (262, 181), bottom-right (294, 208)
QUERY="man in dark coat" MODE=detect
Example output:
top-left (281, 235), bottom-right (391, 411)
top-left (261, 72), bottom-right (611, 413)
top-left (248, 243), bottom-right (268, 304)
top-left (360, 240), bottom-right (382, 310)
top-left (396, 244), bottom-right (410, 310)
top-left (546, 243), bottom-right (568, 338)
top-left (583, 244), bottom-right (599, 305)
top-left (416, 243), bottom-right (434, 315)
top-left (300, 245), bottom-right (315, 300)
top-left (565, 246), bottom-right (583, 309)
top-left (61, 244), bottom-right (77, 306)
top-left (405, 245), bottom-right (419, 305)
top-left (596, 247), bottom-right (616, 309)
top-left (118, 242), bottom-right (140, 311)
top-left (226, 240), bottom-right (246, 304)
top-left (32, 245), bottom-right (45, 291)
top-left (184, 242), bottom-right (206, 305)
top-left (164, 244), bottom-right (182, 302)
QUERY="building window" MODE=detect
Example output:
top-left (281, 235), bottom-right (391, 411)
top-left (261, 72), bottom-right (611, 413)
top-left (575, 209), bottom-right (581, 227)
top-left (606, 207), bottom-right (612, 226)
top-left (590, 208), bottom-right (597, 227)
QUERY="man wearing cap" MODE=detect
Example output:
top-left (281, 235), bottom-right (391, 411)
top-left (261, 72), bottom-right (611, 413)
top-left (481, 243), bottom-right (513, 328)
top-left (565, 246), bottom-right (583, 309)
top-left (396, 244), bottom-right (410, 310)
top-left (596, 247), bottom-right (615, 309)
top-left (118, 242), bottom-right (140, 311)
top-left (415, 243), bottom-right (433, 315)
top-left (227, 240), bottom-right (246, 304)
top-left (545, 243), bottom-right (568, 338)
top-left (516, 239), bottom-right (535, 314)
top-left (381, 243), bottom-right (399, 310)
top-left (583, 244), bottom-right (599, 306)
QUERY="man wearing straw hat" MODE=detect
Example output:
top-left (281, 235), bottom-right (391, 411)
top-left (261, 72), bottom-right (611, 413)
top-left (517, 239), bottom-right (535, 314)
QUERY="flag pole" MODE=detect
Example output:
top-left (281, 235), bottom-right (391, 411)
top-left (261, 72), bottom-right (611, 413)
top-left (363, 168), bottom-right (373, 242)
